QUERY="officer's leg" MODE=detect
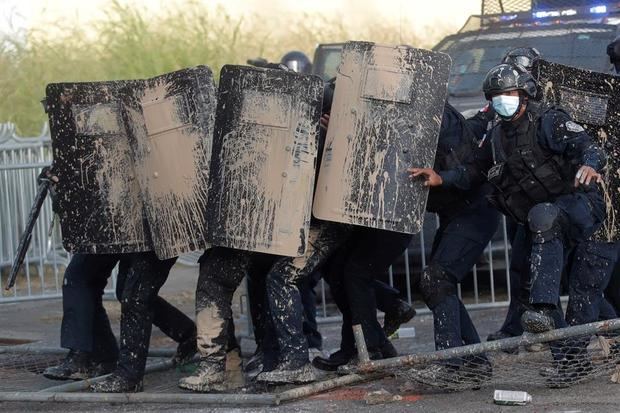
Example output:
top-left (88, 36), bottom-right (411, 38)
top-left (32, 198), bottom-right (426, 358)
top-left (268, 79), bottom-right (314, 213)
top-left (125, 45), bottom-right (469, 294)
top-left (178, 247), bottom-right (250, 392)
top-left (375, 279), bottom-right (417, 338)
top-left (491, 225), bottom-right (528, 339)
top-left (457, 299), bottom-right (481, 345)
top-left (344, 228), bottom-right (412, 353)
top-left (117, 256), bottom-right (197, 363)
top-left (247, 266), bottom-right (267, 348)
top-left (312, 250), bottom-right (358, 371)
top-left (243, 254), bottom-right (275, 373)
top-left (45, 253), bottom-right (120, 380)
top-left (301, 270), bottom-right (323, 351)
top-left (545, 241), bottom-right (618, 387)
top-left (521, 203), bottom-right (567, 333)
top-left (604, 252), bottom-right (620, 315)
top-left (599, 297), bottom-right (618, 320)
top-left (524, 189), bottom-right (606, 334)
top-left (566, 241), bottom-right (617, 326)
top-left (60, 254), bottom-right (119, 357)
top-left (257, 223), bottom-right (347, 384)
top-left (422, 201), bottom-right (498, 349)
top-left (259, 250), bottom-right (285, 373)
top-left (374, 280), bottom-right (400, 313)
top-left (92, 252), bottom-right (176, 392)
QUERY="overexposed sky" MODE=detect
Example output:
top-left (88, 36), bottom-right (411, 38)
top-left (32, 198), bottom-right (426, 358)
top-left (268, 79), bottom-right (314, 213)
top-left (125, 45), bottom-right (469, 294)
top-left (0, 0), bottom-right (482, 36)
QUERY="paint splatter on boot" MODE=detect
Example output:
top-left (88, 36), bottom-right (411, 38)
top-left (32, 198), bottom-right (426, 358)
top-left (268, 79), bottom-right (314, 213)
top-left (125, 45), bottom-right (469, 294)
top-left (90, 372), bottom-right (143, 393)
top-left (256, 361), bottom-right (318, 384)
top-left (177, 359), bottom-right (226, 392)
top-left (521, 308), bottom-right (556, 333)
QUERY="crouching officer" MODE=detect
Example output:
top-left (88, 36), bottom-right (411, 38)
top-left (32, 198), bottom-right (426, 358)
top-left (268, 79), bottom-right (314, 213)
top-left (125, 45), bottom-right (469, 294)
top-left (463, 63), bottom-right (606, 335)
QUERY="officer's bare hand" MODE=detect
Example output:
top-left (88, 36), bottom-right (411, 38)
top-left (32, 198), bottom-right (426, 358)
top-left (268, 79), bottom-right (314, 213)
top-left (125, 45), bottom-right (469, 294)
top-left (320, 114), bottom-right (330, 131)
top-left (407, 168), bottom-right (443, 187)
top-left (574, 165), bottom-right (602, 187)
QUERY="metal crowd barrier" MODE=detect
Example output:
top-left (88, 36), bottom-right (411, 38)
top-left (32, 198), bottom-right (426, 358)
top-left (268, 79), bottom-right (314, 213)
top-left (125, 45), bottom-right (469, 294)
top-left (0, 123), bottom-right (72, 302)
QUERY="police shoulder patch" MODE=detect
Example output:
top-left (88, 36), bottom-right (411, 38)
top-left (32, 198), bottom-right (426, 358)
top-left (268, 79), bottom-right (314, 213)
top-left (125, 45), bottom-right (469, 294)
top-left (565, 121), bottom-right (585, 133)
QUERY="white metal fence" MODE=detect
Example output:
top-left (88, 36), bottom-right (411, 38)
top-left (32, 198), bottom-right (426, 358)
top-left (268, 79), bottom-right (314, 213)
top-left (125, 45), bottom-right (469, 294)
top-left (0, 123), bottom-right (70, 302)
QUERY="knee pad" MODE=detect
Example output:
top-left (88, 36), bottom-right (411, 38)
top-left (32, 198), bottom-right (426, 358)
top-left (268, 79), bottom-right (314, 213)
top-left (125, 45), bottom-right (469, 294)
top-left (527, 203), bottom-right (565, 244)
top-left (419, 264), bottom-right (456, 309)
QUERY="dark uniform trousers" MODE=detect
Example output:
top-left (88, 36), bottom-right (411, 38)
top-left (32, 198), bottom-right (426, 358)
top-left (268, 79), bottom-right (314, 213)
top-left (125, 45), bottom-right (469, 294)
top-left (422, 191), bottom-right (499, 353)
top-left (60, 252), bottom-right (195, 380)
top-left (337, 227), bottom-right (414, 352)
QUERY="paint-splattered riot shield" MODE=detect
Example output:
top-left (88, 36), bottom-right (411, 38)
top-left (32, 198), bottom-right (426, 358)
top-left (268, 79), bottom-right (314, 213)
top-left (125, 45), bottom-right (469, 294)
top-left (46, 81), bottom-right (151, 254)
top-left (312, 42), bottom-right (451, 233)
top-left (533, 60), bottom-right (620, 241)
top-left (121, 66), bottom-right (216, 259)
top-left (206, 65), bottom-right (323, 257)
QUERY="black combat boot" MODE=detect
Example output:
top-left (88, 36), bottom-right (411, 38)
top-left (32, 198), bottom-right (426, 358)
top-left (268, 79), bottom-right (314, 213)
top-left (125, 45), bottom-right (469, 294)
top-left (312, 348), bottom-right (356, 371)
top-left (383, 299), bottom-right (417, 337)
top-left (256, 360), bottom-right (318, 384)
top-left (521, 306), bottom-right (556, 333)
top-left (486, 330), bottom-right (515, 341)
top-left (178, 358), bottom-right (226, 392)
top-left (90, 372), bottom-right (143, 393)
top-left (172, 332), bottom-right (197, 366)
top-left (43, 350), bottom-right (112, 381)
top-left (243, 346), bottom-right (264, 373)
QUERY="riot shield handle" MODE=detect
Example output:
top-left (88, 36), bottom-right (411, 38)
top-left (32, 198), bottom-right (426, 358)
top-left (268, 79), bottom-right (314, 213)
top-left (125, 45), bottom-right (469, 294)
top-left (6, 171), bottom-right (52, 290)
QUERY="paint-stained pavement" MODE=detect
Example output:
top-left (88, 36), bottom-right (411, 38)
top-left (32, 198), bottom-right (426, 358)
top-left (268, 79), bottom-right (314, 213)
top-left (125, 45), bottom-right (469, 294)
top-left (1, 263), bottom-right (620, 412)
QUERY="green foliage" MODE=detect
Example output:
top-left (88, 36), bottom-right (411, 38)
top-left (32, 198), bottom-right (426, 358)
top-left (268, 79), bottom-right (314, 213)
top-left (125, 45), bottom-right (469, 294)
top-left (0, 0), bottom-right (453, 135)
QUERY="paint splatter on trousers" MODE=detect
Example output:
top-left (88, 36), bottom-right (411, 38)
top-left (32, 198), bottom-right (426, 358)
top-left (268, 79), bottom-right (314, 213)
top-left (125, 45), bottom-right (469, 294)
top-left (262, 223), bottom-right (349, 369)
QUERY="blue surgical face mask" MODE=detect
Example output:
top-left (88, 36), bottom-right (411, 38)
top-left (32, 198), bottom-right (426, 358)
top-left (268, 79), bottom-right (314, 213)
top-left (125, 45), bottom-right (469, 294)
top-left (492, 95), bottom-right (520, 119)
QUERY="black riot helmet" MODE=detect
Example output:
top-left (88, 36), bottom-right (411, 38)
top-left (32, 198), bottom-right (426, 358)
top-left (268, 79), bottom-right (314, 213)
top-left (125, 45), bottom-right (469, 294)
top-left (482, 63), bottom-right (538, 100)
top-left (501, 47), bottom-right (542, 71)
top-left (280, 51), bottom-right (312, 74)
top-left (607, 35), bottom-right (620, 64)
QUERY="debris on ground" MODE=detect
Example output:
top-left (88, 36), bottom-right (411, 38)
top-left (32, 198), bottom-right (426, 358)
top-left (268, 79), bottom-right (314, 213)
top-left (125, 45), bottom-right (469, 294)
top-left (493, 389), bottom-right (532, 406)
top-left (364, 388), bottom-right (403, 405)
top-left (611, 365), bottom-right (620, 384)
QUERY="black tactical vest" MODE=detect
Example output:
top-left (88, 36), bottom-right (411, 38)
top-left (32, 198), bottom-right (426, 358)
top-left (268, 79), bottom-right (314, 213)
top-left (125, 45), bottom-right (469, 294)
top-left (486, 108), bottom-right (576, 223)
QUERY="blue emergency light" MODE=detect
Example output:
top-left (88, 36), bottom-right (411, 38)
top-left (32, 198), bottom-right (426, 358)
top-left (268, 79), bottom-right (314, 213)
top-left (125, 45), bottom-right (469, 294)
top-left (530, 2), bottom-right (612, 19)
top-left (590, 5), bottom-right (608, 13)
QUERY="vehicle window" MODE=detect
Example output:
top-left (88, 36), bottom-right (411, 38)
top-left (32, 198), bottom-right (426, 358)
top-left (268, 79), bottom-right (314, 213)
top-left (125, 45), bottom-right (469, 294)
top-left (313, 48), bottom-right (344, 81)
top-left (439, 27), bottom-right (616, 96)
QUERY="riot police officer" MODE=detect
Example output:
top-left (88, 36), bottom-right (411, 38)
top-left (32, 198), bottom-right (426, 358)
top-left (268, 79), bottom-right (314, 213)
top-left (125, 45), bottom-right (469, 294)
top-left (402, 101), bottom-right (498, 383)
top-left (461, 63), bottom-right (606, 335)
top-left (486, 46), bottom-right (542, 342)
